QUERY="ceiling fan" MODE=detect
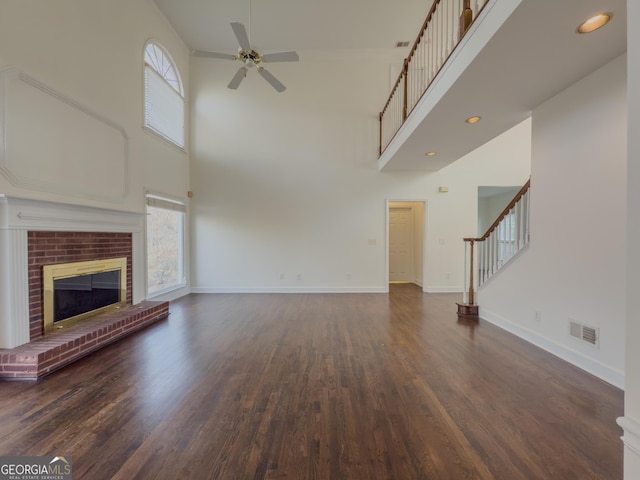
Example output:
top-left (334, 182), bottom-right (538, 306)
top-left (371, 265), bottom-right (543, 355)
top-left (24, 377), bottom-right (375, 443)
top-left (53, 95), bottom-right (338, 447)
top-left (193, 22), bottom-right (299, 93)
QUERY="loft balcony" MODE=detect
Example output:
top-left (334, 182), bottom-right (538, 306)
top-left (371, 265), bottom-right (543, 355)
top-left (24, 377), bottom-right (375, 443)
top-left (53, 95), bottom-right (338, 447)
top-left (378, 0), bottom-right (626, 171)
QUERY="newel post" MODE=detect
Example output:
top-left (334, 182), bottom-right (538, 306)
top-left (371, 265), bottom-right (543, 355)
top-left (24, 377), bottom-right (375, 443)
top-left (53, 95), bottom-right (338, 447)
top-left (379, 112), bottom-right (383, 157)
top-left (402, 58), bottom-right (409, 121)
top-left (457, 237), bottom-right (479, 318)
top-left (468, 239), bottom-right (475, 305)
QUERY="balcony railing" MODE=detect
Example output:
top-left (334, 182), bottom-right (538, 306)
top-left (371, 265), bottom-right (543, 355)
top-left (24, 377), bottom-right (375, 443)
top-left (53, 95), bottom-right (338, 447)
top-left (379, 0), bottom-right (489, 156)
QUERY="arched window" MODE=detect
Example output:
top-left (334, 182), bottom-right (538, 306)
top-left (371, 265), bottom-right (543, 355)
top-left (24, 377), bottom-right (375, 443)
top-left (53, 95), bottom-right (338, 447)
top-left (144, 42), bottom-right (185, 149)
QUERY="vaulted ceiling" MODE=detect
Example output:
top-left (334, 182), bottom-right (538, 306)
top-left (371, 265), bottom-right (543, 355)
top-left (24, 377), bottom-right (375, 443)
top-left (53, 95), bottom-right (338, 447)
top-left (153, 0), bottom-right (428, 53)
top-left (154, 0), bottom-right (627, 171)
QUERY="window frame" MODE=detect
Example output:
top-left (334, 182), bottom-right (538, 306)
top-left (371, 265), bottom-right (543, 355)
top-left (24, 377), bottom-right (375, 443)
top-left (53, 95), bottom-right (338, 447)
top-left (145, 193), bottom-right (188, 298)
top-left (143, 41), bottom-right (186, 150)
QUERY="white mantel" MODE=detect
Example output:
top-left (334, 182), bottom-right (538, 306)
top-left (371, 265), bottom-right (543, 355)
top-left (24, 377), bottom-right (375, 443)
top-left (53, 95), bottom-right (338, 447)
top-left (0, 195), bottom-right (145, 349)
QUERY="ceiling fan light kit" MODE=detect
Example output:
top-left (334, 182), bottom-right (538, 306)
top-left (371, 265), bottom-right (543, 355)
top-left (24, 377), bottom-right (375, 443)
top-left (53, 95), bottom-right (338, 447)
top-left (193, 21), bottom-right (298, 92)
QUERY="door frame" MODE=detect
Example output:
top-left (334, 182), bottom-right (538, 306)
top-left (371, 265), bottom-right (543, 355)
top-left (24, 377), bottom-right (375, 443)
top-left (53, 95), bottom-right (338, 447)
top-left (385, 198), bottom-right (427, 292)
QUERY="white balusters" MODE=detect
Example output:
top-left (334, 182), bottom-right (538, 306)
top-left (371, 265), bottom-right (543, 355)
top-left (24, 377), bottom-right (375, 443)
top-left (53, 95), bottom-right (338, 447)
top-left (472, 181), bottom-right (531, 288)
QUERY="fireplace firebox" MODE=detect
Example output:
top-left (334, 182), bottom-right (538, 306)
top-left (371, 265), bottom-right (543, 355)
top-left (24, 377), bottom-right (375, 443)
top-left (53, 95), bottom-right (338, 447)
top-left (43, 258), bottom-right (127, 334)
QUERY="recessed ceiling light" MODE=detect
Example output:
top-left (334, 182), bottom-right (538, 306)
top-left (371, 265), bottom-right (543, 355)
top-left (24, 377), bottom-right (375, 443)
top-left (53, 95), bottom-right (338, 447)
top-left (466, 116), bottom-right (481, 124)
top-left (577, 13), bottom-right (611, 34)
top-left (425, 151), bottom-right (436, 157)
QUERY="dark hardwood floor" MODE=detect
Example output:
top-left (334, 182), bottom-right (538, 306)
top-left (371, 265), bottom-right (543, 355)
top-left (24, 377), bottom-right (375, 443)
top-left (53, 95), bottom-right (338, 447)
top-left (0, 285), bottom-right (623, 479)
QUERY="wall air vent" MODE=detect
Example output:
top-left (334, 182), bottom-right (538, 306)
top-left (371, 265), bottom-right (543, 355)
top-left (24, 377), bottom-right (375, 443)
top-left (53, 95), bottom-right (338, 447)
top-left (569, 319), bottom-right (599, 347)
top-left (395, 41), bottom-right (410, 48)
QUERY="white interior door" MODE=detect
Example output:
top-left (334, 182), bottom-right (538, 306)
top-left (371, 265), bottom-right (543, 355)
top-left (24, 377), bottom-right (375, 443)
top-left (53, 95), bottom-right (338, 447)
top-left (389, 207), bottom-right (413, 283)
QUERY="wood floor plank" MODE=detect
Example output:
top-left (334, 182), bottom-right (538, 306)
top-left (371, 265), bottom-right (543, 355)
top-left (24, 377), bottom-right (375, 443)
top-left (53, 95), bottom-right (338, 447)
top-left (0, 286), bottom-right (623, 479)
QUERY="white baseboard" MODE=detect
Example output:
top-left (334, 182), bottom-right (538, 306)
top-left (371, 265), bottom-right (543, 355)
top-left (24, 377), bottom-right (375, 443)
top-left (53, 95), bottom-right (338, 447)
top-left (618, 416), bottom-right (640, 457)
top-left (479, 308), bottom-right (624, 389)
top-left (425, 286), bottom-right (464, 293)
top-left (147, 285), bottom-right (191, 302)
top-left (190, 286), bottom-right (388, 294)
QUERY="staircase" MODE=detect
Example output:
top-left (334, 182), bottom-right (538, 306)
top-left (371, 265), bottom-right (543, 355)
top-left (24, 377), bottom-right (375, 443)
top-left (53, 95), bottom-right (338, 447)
top-left (458, 179), bottom-right (531, 317)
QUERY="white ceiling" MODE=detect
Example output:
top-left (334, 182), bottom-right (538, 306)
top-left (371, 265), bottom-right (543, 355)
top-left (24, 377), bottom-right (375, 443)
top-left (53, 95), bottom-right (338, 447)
top-left (153, 0), bottom-right (428, 53)
top-left (154, 0), bottom-right (627, 171)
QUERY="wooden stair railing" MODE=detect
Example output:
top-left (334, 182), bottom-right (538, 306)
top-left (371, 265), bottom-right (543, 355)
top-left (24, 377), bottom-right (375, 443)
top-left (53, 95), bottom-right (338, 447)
top-left (457, 179), bottom-right (531, 317)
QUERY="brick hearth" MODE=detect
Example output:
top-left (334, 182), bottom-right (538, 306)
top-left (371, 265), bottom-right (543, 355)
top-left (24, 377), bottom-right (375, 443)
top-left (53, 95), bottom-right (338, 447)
top-left (0, 300), bottom-right (169, 380)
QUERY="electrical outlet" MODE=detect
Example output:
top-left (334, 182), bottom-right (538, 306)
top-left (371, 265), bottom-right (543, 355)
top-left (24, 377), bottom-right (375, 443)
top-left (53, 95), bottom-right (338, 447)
top-left (297, 273), bottom-right (302, 281)
top-left (346, 273), bottom-right (351, 280)
top-left (279, 273), bottom-right (284, 280)
top-left (534, 310), bottom-right (542, 322)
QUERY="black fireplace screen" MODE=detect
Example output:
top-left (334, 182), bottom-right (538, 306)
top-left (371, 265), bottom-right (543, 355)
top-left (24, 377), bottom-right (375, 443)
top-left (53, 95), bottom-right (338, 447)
top-left (53, 270), bottom-right (121, 323)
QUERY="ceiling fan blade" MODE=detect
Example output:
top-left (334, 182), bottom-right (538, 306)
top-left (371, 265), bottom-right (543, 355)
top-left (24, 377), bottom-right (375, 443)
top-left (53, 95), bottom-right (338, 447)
top-left (228, 67), bottom-right (247, 90)
top-left (230, 22), bottom-right (251, 51)
top-left (258, 68), bottom-right (286, 93)
top-left (193, 50), bottom-right (236, 60)
top-left (261, 51), bottom-right (299, 63)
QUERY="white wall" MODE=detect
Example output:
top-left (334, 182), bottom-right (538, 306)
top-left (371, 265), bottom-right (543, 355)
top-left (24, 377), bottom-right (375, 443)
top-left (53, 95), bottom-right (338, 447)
top-left (478, 187), bottom-right (521, 235)
top-left (621, 0), bottom-right (640, 476)
top-left (0, 0), bottom-right (190, 212)
top-left (479, 54), bottom-right (627, 388)
top-left (189, 50), bottom-right (531, 292)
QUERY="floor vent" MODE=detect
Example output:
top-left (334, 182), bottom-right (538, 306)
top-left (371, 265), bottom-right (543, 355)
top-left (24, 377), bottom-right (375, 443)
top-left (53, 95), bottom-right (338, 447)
top-left (569, 319), bottom-right (599, 347)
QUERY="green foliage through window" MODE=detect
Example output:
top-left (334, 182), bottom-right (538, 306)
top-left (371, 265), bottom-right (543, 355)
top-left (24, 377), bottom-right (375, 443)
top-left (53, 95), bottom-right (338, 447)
top-left (146, 198), bottom-right (185, 295)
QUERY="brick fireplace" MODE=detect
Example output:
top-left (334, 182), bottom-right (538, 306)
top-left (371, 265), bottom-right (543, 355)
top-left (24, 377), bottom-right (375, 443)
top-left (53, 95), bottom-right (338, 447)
top-left (28, 231), bottom-right (134, 340)
top-left (0, 196), bottom-right (169, 379)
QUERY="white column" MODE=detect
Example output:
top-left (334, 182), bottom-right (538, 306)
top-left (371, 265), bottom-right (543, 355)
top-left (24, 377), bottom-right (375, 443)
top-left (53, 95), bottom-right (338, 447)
top-left (0, 197), bottom-right (30, 348)
top-left (619, 1), bottom-right (640, 477)
top-left (132, 231), bottom-right (146, 304)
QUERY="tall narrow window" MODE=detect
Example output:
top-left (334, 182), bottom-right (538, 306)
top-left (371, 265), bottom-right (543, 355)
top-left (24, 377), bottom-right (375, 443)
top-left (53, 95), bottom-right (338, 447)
top-left (146, 194), bottom-right (186, 296)
top-left (144, 42), bottom-right (185, 149)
